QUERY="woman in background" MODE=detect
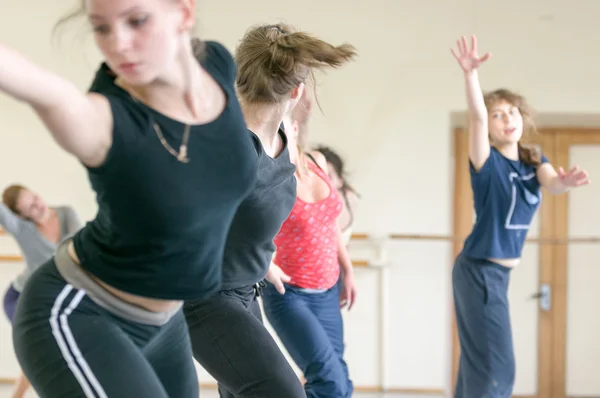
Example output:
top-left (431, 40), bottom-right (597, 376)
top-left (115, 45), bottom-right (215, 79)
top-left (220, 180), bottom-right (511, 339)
top-left (1, 184), bottom-right (82, 398)
top-left (450, 35), bottom-right (590, 397)
top-left (262, 110), bottom-right (357, 398)
top-left (292, 89), bottom-right (360, 246)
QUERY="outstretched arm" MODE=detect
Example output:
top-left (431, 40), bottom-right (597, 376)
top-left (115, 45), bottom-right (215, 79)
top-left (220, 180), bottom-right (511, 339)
top-left (451, 36), bottom-right (493, 171)
top-left (537, 163), bottom-right (591, 195)
top-left (0, 44), bottom-right (112, 167)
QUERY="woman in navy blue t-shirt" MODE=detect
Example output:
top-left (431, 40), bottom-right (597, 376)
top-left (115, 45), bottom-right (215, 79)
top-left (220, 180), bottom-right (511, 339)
top-left (450, 35), bottom-right (590, 397)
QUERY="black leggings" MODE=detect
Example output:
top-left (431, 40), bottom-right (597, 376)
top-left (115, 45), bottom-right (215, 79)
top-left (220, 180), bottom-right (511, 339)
top-left (12, 258), bottom-right (198, 398)
top-left (183, 284), bottom-right (306, 398)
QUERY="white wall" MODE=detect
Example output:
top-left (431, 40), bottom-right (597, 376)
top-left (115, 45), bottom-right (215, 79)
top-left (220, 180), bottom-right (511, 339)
top-left (1, 0), bottom-right (600, 394)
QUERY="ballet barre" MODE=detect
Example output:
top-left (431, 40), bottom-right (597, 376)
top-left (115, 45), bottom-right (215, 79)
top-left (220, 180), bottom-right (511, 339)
top-left (351, 232), bottom-right (600, 244)
top-left (0, 255), bottom-right (21, 261)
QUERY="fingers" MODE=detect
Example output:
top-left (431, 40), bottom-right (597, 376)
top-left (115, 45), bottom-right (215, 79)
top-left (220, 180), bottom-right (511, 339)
top-left (450, 47), bottom-right (460, 61)
top-left (339, 290), bottom-right (348, 308)
top-left (471, 35), bottom-right (477, 54)
top-left (573, 170), bottom-right (591, 186)
top-left (347, 288), bottom-right (356, 310)
top-left (560, 165), bottom-right (592, 187)
top-left (460, 36), bottom-right (468, 54)
top-left (275, 280), bottom-right (286, 295)
top-left (281, 272), bottom-right (291, 283)
top-left (339, 291), bottom-right (346, 307)
top-left (479, 52), bottom-right (493, 63)
top-left (339, 286), bottom-right (356, 310)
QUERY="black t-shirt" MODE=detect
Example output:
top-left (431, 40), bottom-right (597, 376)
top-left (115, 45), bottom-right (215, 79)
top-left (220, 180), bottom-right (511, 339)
top-left (220, 128), bottom-right (297, 290)
top-left (72, 41), bottom-right (259, 300)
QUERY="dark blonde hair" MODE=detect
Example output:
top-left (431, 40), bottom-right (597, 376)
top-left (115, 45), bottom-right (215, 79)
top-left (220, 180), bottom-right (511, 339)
top-left (2, 185), bottom-right (27, 215)
top-left (484, 88), bottom-right (541, 166)
top-left (234, 23), bottom-right (357, 105)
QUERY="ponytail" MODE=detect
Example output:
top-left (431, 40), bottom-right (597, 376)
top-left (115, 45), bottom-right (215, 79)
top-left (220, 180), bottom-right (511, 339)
top-left (269, 31), bottom-right (356, 72)
top-left (235, 24), bottom-right (357, 104)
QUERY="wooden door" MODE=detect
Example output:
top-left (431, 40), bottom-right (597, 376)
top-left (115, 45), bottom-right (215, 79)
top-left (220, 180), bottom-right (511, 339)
top-left (551, 129), bottom-right (600, 398)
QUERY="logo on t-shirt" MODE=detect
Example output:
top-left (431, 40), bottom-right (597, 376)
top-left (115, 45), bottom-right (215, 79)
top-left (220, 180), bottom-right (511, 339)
top-left (505, 172), bottom-right (541, 230)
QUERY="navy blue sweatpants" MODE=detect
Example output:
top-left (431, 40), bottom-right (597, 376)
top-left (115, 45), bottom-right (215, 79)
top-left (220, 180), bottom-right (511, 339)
top-left (261, 282), bottom-right (353, 398)
top-left (452, 252), bottom-right (515, 398)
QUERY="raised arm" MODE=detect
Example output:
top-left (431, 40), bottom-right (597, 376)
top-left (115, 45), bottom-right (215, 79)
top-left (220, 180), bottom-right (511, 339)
top-left (0, 44), bottom-right (112, 167)
top-left (0, 202), bottom-right (24, 235)
top-left (451, 36), bottom-right (493, 171)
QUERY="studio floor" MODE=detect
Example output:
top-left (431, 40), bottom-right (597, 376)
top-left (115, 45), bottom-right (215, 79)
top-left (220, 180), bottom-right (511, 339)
top-left (0, 384), bottom-right (445, 398)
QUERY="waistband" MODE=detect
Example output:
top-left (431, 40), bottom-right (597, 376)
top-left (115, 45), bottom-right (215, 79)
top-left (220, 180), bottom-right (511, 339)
top-left (54, 239), bottom-right (182, 326)
top-left (456, 252), bottom-right (513, 273)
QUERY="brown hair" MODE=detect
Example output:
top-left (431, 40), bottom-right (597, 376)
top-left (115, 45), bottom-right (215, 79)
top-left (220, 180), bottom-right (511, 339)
top-left (2, 185), bottom-right (26, 215)
top-left (234, 23), bottom-right (357, 105)
top-left (484, 88), bottom-right (542, 166)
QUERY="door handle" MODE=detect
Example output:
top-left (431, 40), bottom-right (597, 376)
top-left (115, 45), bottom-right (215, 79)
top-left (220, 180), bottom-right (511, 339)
top-left (530, 283), bottom-right (551, 312)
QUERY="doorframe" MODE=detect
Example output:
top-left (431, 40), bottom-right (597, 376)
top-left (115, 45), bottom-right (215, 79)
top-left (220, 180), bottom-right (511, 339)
top-left (450, 127), bottom-right (572, 397)
top-left (551, 129), bottom-right (600, 397)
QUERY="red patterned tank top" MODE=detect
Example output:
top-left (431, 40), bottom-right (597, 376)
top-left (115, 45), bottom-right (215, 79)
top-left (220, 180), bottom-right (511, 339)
top-left (273, 160), bottom-right (343, 290)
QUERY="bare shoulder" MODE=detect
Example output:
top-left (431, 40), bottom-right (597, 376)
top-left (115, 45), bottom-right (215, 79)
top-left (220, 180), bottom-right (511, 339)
top-left (309, 150), bottom-right (329, 172)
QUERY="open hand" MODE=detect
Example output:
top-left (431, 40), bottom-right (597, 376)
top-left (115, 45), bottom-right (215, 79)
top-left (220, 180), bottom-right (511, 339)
top-left (451, 35), bottom-right (492, 73)
top-left (558, 165), bottom-right (591, 188)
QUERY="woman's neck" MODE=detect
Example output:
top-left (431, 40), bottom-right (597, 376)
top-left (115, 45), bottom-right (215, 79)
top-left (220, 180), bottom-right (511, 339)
top-left (243, 104), bottom-right (286, 158)
top-left (117, 42), bottom-right (209, 124)
top-left (494, 143), bottom-right (520, 161)
top-left (120, 75), bottom-right (202, 122)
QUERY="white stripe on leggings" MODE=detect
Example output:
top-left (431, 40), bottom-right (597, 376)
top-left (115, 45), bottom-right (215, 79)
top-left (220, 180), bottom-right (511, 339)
top-left (50, 284), bottom-right (108, 398)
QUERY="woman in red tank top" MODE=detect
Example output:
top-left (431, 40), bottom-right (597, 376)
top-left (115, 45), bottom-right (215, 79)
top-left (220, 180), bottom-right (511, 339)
top-left (261, 102), bottom-right (357, 398)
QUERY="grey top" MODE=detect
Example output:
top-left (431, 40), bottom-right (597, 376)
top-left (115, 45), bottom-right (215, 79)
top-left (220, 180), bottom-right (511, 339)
top-left (0, 203), bottom-right (83, 291)
top-left (219, 129), bottom-right (297, 291)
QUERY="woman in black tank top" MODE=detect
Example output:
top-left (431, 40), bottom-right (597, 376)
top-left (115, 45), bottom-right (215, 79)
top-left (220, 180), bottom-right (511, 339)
top-left (0, 2), bottom-right (258, 397)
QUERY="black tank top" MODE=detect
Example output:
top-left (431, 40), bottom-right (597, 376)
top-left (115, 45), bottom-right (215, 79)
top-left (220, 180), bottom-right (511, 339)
top-left (72, 41), bottom-right (259, 300)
